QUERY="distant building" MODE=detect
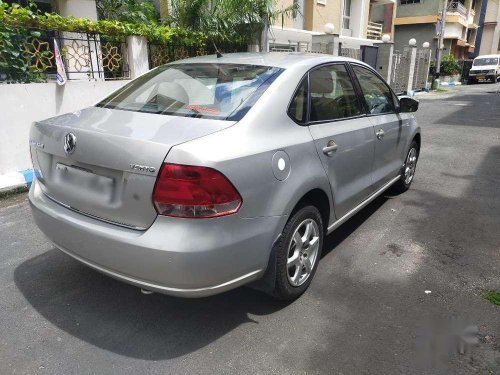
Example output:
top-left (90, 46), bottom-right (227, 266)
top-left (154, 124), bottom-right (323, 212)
top-left (476, 0), bottom-right (500, 56)
top-left (394, 0), bottom-right (483, 59)
top-left (271, 0), bottom-right (396, 51)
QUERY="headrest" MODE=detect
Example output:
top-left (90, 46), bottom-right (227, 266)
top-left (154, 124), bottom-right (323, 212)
top-left (310, 68), bottom-right (333, 94)
top-left (156, 82), bottom-right (189, 103)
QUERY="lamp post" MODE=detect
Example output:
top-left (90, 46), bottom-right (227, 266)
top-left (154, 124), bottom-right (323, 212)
top-left (433, 0), bottom-right (449, 89)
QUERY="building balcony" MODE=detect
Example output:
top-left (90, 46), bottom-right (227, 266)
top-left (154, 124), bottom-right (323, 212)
top-left (367, 21), bottom-right (383, 40)
top-left (448, 1), bottom-right (467, 17)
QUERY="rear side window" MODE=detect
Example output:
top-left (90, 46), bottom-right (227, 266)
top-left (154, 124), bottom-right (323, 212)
top-left (288, 78), bottom-right (308, 124)
top-left (352, 65), bottom-right (395, 115)
top-left (97, 63), bottom-right (283, 120)
top-left (309, 64), bottom-right (362, 122)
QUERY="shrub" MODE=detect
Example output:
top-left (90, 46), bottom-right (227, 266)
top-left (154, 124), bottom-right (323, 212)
top-left (440, 53), bottom-right (461, 76)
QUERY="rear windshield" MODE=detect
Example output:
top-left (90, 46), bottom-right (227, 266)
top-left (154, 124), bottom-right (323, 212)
top-left (473, 57), bottom-right (499, 66)
top-left (97, 63), bottom-right (283, 120)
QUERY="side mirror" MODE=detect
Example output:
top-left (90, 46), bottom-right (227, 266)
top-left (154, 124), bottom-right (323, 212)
top-left (398, 96), bottom-right (419, 113)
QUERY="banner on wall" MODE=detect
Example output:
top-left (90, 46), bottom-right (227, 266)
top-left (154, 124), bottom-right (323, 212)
top-left (54, 39), bottom-right (67, 85)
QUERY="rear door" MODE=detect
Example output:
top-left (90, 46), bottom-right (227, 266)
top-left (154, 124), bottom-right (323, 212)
top-left (305, 63), bottom-right (376, 219)
top-left (350, 64), bottom-right (408, 190)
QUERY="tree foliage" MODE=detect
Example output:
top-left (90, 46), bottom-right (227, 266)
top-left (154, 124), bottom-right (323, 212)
top-left (0, 0), bottom-right (206, 45)
top-left (96, 0), bottom-right (159, 24)
top-left (165, 0), bottom-right (299, 42)
top-left (440, 53), bottom-right (461, 76)
top-left (0, 1), bottom-right (53, 82)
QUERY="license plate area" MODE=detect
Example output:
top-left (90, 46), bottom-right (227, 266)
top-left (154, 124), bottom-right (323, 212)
top-left (477, 75), bottom-right (485, 80)
top-left (55, 163), bottom-right (115, 203)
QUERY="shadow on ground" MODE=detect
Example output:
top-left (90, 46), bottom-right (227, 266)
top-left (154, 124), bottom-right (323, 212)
top-left (13, 191), bottom-right (390, 361)
top-left (433, 91), bottom-right (500, 128)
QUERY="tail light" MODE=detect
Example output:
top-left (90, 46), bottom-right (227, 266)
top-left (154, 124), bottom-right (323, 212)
top-left (152, 163), bottom-right (242, 218)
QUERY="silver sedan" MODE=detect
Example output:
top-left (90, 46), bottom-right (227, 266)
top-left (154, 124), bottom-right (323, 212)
top-left (29, 53), bottom-right (420, 300)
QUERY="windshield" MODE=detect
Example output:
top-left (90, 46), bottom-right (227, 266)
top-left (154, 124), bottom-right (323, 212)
top-left (97, 63), bottom-right (283, 120)
top-left (473, 57), bottom-right (499, 66)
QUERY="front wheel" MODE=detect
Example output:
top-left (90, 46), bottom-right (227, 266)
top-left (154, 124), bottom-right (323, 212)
top-left (391, 140), bottom-right (419, 194)
top-left (271, 205), bottom-right (324, 300)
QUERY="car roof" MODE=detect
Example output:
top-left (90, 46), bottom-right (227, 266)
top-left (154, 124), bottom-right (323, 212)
top-left (474, 54), bottom-right (500, 59)
top-left (170, 52), bottom-right (365, 69)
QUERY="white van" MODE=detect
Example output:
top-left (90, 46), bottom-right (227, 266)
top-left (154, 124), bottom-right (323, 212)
top-left (468, 54), bottom-right (500, 84)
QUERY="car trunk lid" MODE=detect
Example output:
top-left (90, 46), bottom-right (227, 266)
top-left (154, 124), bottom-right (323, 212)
top-left (30, 106), bottom-right (235, 229)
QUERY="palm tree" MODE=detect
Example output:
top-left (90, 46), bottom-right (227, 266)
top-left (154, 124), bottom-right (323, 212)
top-left (166, 0), bottom-right (299, 50)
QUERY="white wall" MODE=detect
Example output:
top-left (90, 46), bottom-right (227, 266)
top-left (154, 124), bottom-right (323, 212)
top-left (0, 80), bottom-right (127, 175)
top-left (55, 0), bottom-right (98, 19)
top-left (444, 23), bottom-right (464, 39)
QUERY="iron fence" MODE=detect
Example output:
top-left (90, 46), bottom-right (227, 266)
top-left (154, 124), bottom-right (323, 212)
top-left (412, 48), bottom-right (431, 91)
top-left (390, 48), bottom-right (411, 94)
top-left (148, 42), bottom-right (247, 68)
top-left (0, 28), bottom-right (129, 83)
top-left (340, 47), bottom-right (361, 60)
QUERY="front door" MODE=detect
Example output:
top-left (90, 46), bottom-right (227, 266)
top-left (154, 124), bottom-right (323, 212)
top-left (306, 63), bottom-right (376, 219)
top-left (351, 64), bottom-right (409, 190)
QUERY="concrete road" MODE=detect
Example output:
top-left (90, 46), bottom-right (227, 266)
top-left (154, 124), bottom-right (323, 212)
top-left (1, 83), bottom-right (500, 374)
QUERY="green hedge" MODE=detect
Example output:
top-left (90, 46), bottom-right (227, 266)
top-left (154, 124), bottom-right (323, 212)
top-left (0, 1), bottom-right (208, 46)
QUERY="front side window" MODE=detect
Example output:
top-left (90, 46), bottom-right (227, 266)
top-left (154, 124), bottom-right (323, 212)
top-left (97, 63), bottom-right (283, 120)
top-left (309, 64), bottom-right (362, 122)
top-left (352, 65), bottom-right (396, 115)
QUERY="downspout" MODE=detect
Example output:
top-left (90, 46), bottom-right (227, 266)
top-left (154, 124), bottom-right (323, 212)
top-left (473, 0), bottom-right (488, 57)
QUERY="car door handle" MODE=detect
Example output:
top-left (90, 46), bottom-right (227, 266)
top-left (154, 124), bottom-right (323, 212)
top-left (322, 140), bottom-right (338, 156)
top-left (376, 129), bottom-right (385, 140)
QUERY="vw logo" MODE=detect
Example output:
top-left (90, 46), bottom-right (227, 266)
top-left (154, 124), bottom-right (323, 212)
top-left (63, 133), bottom-right (77, 155)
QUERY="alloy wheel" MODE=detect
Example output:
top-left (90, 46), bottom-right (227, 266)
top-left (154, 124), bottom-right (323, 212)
top-left (404, 147), bottom-right (418, 185)
top-left (286, 219), bottom-right (320, 287)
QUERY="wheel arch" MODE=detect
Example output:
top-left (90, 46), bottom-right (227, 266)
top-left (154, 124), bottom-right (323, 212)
top-left (413, 132), bottom-right (421, 154)
top-left (289, 188), bottom-right (331, 234)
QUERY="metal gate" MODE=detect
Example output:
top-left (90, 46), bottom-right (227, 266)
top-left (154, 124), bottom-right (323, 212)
top-left (390, 48), bottom-right (411, 94)
top-left (412, 48), bottom-right (431, 91)
top-left (340, 47), bottom-right (361, 60)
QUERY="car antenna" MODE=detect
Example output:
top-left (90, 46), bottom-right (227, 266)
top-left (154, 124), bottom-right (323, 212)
top-left (212, 42), bottom-right (223, 58)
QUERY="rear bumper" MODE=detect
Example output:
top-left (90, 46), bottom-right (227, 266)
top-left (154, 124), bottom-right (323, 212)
top-left (29, 179), bottom-right (282, 297)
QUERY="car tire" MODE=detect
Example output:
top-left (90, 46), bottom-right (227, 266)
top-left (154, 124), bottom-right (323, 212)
top-left (467, 78), bottom-right (476, 85)
top-left (271, 205), bottom-right (324, 301)
top-left (391, 140), bottom-right (419, 194)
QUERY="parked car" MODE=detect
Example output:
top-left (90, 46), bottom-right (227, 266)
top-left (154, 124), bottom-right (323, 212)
top-left (468, 54), bottom-right (500, 84)
top-left (29, 53), bottom-right (421, 300)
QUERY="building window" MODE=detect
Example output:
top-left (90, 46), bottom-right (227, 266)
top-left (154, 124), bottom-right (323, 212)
top-left (400, 0), bottom-right (421, 5)
top-left (342, 0), bottom-right (351, 30)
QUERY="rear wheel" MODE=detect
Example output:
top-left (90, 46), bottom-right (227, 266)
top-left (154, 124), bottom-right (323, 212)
top-left (271, 205), bottom-right (323, 300)
top-left (391, 140), bottom-right (419, 194)
top-left (468, 77), bottom-right (476, 85)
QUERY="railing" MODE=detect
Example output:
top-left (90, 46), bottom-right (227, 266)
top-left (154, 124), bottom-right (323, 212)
top-left (367, 21), bottom-right (383, 40)
top-left (340, 47), bottom-right (361, 60)
top-left (0, 29), bottom-right (129, 83)
top-left (148, 42), bottom-right (247, 68)
top-left (58, 32), bottom-right (129, 80)
top-left (448, 0), bottom-right (467, 17)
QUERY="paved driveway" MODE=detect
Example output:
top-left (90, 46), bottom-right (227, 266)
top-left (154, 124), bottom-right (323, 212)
top-left (1, 83), bottom-right (500, 374)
